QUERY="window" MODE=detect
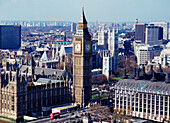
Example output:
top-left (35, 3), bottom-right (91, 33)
top-left (12, 86), bottom-right (14, 91)
top-left (12, 105), bottom-right (14, 111)
top-left (12, 96), bottom-right (14, 102)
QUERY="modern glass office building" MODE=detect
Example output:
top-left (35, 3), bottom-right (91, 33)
top-left (0, 25), bottom-right (21, 49)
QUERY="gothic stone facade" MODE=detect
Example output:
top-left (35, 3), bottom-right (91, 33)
top-left (0, 61), bottom-right (71, 119)
top-left (73, 8), bottom-right (92, 108)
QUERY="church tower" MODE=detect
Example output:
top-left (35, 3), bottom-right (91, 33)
top-left (73, 7), bottom-right (92, 107)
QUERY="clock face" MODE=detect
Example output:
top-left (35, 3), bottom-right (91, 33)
top-left (85, 44), bottom-right (91, 52)
top-left (75, 43), bottom-right (81, 52)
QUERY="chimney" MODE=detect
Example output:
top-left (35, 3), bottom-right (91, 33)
top-left (41, 70), bottom-right (45, 77)
top-left (25, 71), bottom-right (28, 82)
top-left (151, 72), bottom-right (157, 82)
top-left (129, 67), bottom-right (136, 79)
top-left (122, 68), bottom-right (128, 79)
top-left (21, 58), bottom-right (23, 65)
top-left (141, 65), bottom-right (146, 74)
top-left (135, 69), bottom-right (141, 80)
top-left (0, 70), bottom-right (1, 88)
top-left (147, 65), bottom-right (154, 76)
top-left (140, 65), bottom-right (146, 78)
top-left (64, 62), bottom-right (67, 71)
top-left (15, 67), bottom-right (19, 82)
top-left (165, 72), bottom-right (170, 83)
top-left (157, 64), bottom-right (163, 73)
top-left (20, 75), bottom-right (23, 82)
top-left (95, 43), bottom-right (97, 50)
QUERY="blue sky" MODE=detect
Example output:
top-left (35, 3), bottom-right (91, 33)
top-left (0, 0), bottom-right (170, 23)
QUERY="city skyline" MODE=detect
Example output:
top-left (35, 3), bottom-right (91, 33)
top-left (0, 0), bottom-right (170, 23)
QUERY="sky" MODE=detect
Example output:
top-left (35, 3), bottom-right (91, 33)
top-left (0, 0), bottom-right (170, 23)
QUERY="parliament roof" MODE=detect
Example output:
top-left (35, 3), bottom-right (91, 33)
top-left (116, 78), bottom-right (170, 95)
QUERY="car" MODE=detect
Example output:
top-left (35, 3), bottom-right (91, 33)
top-left (80, 113), bottom-right (85, 116)
top-left (93, 118), bottom-right (100, 121)
top-left (75, 115), bottom-right (79, 118)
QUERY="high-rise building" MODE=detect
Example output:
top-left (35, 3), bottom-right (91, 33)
top-left (136, 45), bottom-right (154, 65)
top-left (108, 28), bottom-right (117, 53)
top-left (71, 22), bottom-right (76, 32)
top-left (108, 28), bottom-right (119, 72)
top-left (0, 25), bottom-right (21, 49)
top-left (145, 24), bottom-right (163, 46)
top-left (72, 7), bottom-right (92, 108)
top-left (135, 24), bottom-right (147, 43)
top-left (98, 26), bottom-right (108, 49)
top-left (150, 22), bottom-right (169, 40)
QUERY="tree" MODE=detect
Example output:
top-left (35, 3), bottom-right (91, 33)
top-left (65, 54), bottom-right (73, 75)
top-left (91, 75), bottom-right (97, 84)
top-left (96, 74), bottom-right (107, 83)
top-left (116, 55), bottom-right (137, 76)
top-left (56, 61), bottom-right (64, 69)
top-left (56, 54), bottom-right (73, 75)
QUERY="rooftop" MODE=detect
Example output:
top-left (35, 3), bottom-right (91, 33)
top-left (116, 78), bottom-right (170, 95)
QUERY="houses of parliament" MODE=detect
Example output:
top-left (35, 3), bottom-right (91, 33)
top-left (0, 8), bottom-right (92, 120)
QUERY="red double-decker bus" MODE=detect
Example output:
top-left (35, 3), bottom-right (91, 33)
top-left (50, 112), bottom-right (60, 119)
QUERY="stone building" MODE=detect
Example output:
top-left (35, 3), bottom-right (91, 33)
top-left (113, 65), bottom-right (170, 122)
top-left (72, 7), bottom-right (92, 108)
top-left (0, 56), bottom-right (71, 120)
top-left (0, 7), bottom-right (93, 120)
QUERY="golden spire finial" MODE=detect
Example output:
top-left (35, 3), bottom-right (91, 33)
top-left (82, 1), bottom-right (84, 12)
top-left (79, 1), bottom-right (87, 24)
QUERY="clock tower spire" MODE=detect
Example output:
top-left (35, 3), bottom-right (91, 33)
top-left (72, 7), bottom-right (92, 108)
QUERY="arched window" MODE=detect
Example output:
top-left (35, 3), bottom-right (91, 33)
top-left (12, 86), bottom-right (14, 92)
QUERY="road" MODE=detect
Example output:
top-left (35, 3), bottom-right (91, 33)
top-left (28, 113), bottom-right (81, 123)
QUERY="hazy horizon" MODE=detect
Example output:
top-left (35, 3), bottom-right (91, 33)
top-left (0, 0), bottom-right (170, 23)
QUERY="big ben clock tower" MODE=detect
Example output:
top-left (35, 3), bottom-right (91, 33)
top-left (73, 7), bottom-right (92, 108)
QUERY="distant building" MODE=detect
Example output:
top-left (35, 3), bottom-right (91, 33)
top-left (102, 50), bottom-right (118, 79)
top-left (135, 24), bottom-right (147, 43)
top-left (145, 24), bottom-right (163, 46)
top-left (169, 28), bottom-right (170, 40)
top-left (39, 50), bottom-right (59, 68)
top-left (166, 41), bottom-right (170, 49)
top-left (59, 45), bottom-right (72, 58)
top-left (95, 27), bottom-right (118, 77)
top-left (0, 25), bottom-right (21, 49)
top-left (108, 28), bottom-right (119, 72)
top-left (153, 45), bottom-right (163, 56)
top-left (150, 22), bottom-right (169, 40)
top-left (108, 28), bottom-right (118, 54)
top-left (133, 40), bottom-right (143, 57)
top-left (91, 68), bottom-right (102, 76)
top-left (98, 26), bottom-right (108, 49)
top-left (136, 45), bottom-right (154, 65)
top-left (71, 23), bottom-right (76, 32)
top-left (160, 49), bottom-right (170, 67)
